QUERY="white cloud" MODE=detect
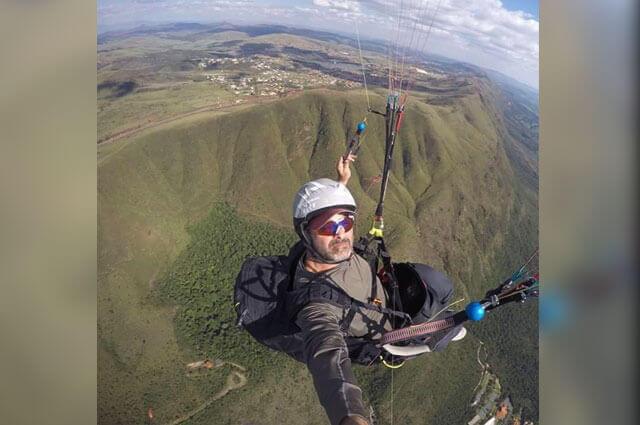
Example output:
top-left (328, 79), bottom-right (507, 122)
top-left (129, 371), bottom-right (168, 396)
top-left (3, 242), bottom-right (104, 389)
top-left (346, 0), bottom-right (537, 87)
top-left (295, 6), bottom-right (321, 15)
top-left (433, 0), bottom-right (538, 59)
top-left (313, 0), bottom-right (361, 12)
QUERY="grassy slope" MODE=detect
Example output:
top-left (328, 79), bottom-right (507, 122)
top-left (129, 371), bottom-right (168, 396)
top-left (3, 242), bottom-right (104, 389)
top-left (98, 82), bottom-right (235, 141)
top-left (98, 86), bottom-right (537, 424)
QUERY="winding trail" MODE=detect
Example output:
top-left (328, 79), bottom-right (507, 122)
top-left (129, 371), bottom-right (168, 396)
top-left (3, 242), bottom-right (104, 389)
top-left (470, 341), bottom-right (492, 407)
top-left (164, 362), bottom-right (248, 425)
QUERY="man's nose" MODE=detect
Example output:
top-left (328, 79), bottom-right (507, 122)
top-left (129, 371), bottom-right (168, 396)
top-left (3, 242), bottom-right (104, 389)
top-left (334, 225), bottom-right (346, 236)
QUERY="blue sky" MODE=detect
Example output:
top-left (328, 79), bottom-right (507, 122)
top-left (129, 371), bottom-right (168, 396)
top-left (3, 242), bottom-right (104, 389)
top-left (502, 0), bottom-right (538, 19)
top-left (98, 1), bottom-right (539, 89)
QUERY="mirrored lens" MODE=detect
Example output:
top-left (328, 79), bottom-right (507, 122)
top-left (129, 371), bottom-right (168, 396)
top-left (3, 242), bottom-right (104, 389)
top-left (316, 216), bottom-right (354, 236)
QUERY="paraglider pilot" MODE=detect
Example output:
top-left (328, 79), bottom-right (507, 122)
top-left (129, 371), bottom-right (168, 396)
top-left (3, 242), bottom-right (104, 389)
top-left (291, 154), bottom-right (379, 425)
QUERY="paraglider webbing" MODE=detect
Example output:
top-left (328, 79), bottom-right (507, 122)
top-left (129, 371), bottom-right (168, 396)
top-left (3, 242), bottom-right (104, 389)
top-left (374, 96), bottom-right (403, 219)
top-left (381, 312), bottom-right (464, 345)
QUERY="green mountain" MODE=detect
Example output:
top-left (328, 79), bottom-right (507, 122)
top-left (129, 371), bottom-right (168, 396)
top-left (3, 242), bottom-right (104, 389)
top-left (98, 61), bottom-right (538, 423)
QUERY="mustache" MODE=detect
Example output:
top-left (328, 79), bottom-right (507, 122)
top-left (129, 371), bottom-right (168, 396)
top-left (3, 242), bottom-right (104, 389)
top-left (329, 239), bottom-right (351, 248)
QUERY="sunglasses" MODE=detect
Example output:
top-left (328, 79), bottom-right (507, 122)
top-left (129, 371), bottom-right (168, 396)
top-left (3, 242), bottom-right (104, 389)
top-left (314, 215), bottom-right (355, 236)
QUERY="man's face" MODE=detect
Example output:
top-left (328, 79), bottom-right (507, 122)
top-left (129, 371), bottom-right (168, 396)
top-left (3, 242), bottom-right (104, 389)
top-left (309, 212), bottom-right (354, 262)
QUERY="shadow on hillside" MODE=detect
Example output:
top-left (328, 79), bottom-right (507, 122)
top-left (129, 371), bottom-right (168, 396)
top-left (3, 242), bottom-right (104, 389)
top-left (98, 80), bottom-right (137, 98)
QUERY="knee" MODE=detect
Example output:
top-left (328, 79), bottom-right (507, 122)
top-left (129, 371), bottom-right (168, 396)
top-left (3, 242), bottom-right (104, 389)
top-left (419, 265), bottom-right (454, 305)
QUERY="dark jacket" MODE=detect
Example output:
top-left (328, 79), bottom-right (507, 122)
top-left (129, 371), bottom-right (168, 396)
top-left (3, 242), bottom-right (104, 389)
top-left (293, 253), bottom-right (392, 425)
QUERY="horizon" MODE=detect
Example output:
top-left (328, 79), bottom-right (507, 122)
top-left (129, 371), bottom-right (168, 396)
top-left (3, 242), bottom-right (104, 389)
top-left (97, 19), bottom-right (539, 92)
top-left (98, 1), bottom-right (539, 90)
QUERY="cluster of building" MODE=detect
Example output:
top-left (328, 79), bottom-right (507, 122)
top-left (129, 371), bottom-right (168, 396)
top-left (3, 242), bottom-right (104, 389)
top-left (415, 66), bottom-right (447, 79)
top-left (198, 55), bottom-right (361, 97)
top-left (199, 57), bottom-right (247, 67)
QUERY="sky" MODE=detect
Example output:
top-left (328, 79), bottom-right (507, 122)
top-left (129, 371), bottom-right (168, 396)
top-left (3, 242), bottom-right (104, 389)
top-left (98, 0), bottom-right (539, 89)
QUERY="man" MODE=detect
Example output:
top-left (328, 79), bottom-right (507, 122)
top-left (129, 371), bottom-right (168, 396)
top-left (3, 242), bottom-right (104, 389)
top-left (291, 155), bottom-right (387, 425)
top-left (290, 155), bottom-right (463, 425)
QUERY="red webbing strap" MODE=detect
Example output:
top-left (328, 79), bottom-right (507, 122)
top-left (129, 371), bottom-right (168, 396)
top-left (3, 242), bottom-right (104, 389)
top-left (381, 316), bottom-right (457, 345)
top-left (394, 111), bottom-right (404, 133)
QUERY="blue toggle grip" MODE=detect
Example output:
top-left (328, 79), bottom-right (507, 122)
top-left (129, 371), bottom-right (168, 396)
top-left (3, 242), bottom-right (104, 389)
top-left (465, 301), bottom-right (486, 321)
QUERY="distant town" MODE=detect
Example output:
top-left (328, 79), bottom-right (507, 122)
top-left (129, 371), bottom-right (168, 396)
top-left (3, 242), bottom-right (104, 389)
top-left (198, 55), bottom-right (362, 98)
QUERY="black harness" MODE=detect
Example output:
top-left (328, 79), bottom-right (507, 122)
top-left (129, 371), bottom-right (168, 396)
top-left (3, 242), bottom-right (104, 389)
top-left (234, 240), bottom-right (410, 365)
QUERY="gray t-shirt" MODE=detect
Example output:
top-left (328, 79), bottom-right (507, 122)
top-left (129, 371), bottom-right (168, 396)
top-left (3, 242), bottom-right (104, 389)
top-left (294, 253), bottom-right (390, 338)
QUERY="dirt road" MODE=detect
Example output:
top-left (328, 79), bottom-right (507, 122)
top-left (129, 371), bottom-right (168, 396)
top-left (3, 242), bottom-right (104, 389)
top-left (98, 90), bottom-right (303, 146)
top-left (165, 365), bottom-right (248, 425)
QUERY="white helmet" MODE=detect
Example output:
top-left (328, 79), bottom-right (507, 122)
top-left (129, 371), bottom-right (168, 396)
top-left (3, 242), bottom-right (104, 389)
top-left (293, 178), bottom-right (356, 221)
top-left (292, 178), bottom-right (357, 262)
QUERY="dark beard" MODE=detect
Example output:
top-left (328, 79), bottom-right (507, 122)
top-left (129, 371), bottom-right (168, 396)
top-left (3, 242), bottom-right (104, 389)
top-left (324, 238), bottom-right (352, 260)
top-left (309, 238), bottom-right (353, 263)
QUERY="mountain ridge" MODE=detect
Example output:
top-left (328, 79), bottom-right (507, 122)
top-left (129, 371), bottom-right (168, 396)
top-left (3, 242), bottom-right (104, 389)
top-left (98, 73), bottom-right (538, 423)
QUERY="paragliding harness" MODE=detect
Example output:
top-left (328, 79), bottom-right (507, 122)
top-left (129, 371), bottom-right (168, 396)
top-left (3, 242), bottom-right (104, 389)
top-left (234, 240), bottom-right (411, 366)
top-left (233, 240), bottom-right (539, 367)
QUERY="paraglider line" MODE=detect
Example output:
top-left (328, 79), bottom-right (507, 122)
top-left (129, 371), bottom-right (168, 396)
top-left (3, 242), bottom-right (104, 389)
top-left (403, 0), bottom-right (443, 99)
top-left (425, 297), bottom-right (466, 322)
top-left (355, 20), bottom-right (371, 111)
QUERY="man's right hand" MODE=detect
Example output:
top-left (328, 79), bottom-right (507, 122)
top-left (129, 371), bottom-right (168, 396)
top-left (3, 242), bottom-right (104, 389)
top-left (337, 153), bottom-right (356, 185)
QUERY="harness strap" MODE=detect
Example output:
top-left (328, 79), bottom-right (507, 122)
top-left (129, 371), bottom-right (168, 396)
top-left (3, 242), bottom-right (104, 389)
top-left (288, 280), bottom-right (411, 330)
top-left (321, 282), bottom-right (411, 322)
top-left (380, 311), bottom-right (467, 345)
top-left (370, 251), bottom-right (379, 304)
top-left (353, 235), bottom-right (379, 304)
top-left (378, 238), bottom-right (404, 319)
top-left (340, 302), bottom-right (358, 332)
